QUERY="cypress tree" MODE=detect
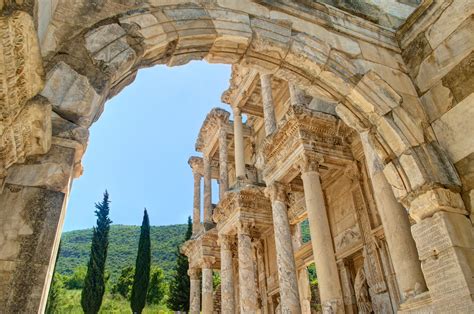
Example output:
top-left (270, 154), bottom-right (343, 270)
top-left (167, 216), bottom-right (192, 311)
top-left (81, 190), bottom-right (112, 314)
top-left (130, 209), bottom-right (151, 313)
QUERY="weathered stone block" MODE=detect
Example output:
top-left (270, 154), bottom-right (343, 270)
top-left (420, 82), bottom-right (454, 123)
top-left (416, 15), bottom-right (474, 93)
top-left (84, 23), bottom-right (137, 79)
top-left (441, 51), bottom-right (474, 104)
top-left (409, 188), bottom-right (466, 222)
top-left (5, 144), bottom-right (75, 192)
top-left (401, 31), bottom-right (432, 79)
top-left (432, 93), bottom-right (474, 163)
top-left (41, 62), bottom-right (104, 127)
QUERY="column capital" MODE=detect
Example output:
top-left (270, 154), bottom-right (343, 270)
top-left (201, 257), bottom-right (216, 269)
top-left (265, 181), bottom-right (288, 203)
top-left (296, 153), bottom-right (324, 174)
top-left (237, 220), bottom-right (254, 235)
top-left (188, 268), bottom-right (201, 279)
top-left (193, 171), bottom-right (201, 180)
top-left (219, 234), bottom-right (234, 250)
top-left (232, 106), bottom-right (241, 116)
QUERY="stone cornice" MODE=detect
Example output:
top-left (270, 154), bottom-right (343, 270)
top-left (188, 155), bottom-right (220, 179)
top-left (195, 108), bottom-right (230, 153)
top-left (261, 104), bottom-right (353, 183)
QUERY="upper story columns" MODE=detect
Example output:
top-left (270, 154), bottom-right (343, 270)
top-left (260, 74), bottom-right (277, 136)
top-left (232, 106), bottom-right (246, 180)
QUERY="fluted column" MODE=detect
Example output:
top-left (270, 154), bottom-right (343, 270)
top-left (360, 132), bottom-right (426, 299)
top-left (289, 83), bottom-right (306, 107)
top-left (232, 107), bottom-right (246, 179)
top-left (299, 155), bottom-right (343, 312)
top-left (202, 262), bottom-right (214, 314)
top-left (265, 182), bottom-right (302, 313)
top-left (219, 127), bottom-right (229, 199)
top-left (203, 155), bottom-right (213, 230)
top-left (220, 234), bottom-right (235, 314)
top-left (260, 74), bottom-right (277, 136)
top-left (237, 222), bottom-right (259, 313)
top-left (192, 171), bottom-right (201, 236)
top-left (188, 268), bottom-right (201, 314)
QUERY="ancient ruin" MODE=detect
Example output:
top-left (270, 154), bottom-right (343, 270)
top-left (0, 0), bottom-right (473, 313)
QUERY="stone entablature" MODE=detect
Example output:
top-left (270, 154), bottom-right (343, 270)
top-left (188, 156), bottom-right (219, 180)
top-left (213, 184), bottom-right (272, 235)
top-left (261, 104), bottom-right (354, 184)
top-left (181, 229), bottom-right (220, 270)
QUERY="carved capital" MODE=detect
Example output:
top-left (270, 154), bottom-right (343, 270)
top-left (265, 181), bottom-right (288, 203)
top-left (188, 268), bottom-right (201, 280)
top-left (219, 234), bottom-right (234, 251)
top-left (296, 153), bottom-right (324, 174)
top-left (201, 256), bottom-right (215, 269)
top-left (237, 220), bottom-right (254, 236)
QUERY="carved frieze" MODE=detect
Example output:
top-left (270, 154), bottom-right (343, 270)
top-left (213, 185), bottom-right (272, 234)
top-left (261, 104), bottom-right (353, 183)
top-left (0, 11), bottom-right (51, 183)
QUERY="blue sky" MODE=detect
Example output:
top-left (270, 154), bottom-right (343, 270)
top-left (62, 62), bottom-right (231, 231)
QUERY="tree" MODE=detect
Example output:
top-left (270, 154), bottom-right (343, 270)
top-left (147, 266), bottom-right (167, 305)
top-left (167, 216), bottom-right (192, 311)
top-left (64, 265), bottom-right (87, 289)
top-left (130, 209), bottom-right (151, 313)
top-left (81, 190), bottom-right (112, 314)
top-left (46, 241), bottom-right (64, 313)
top-left (112, 266), bottom-right (135, 299)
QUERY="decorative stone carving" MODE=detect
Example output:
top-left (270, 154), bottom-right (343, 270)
top-left (264, 181), bottom-right (287, 203)
top-left (354, 267), bottom-right (373, 314)
top-left (0, 11), bottom-right (50, 182)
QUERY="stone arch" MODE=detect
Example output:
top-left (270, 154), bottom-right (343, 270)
top-left (40, 2), bottom-right (463, 214)
top-left (1, 1), bottom-right (471, 312)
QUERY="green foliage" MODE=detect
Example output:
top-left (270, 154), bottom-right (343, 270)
top-left (112, 266), bottom-right (135, 299)
top-left (167, 217), bottom-right (192, 311)
top-left (56, 224), bottom-right (188, 282)
top-left (131, 209), bottom-right (151, 314)
top-left (147, 267), bottom-right (167, 305)
top-left (81, 190), bottom-right (113, 314)
top-left (301, 219), bottom-right (311, 243)
top-left (213, 271), bottom-right (221, 289)
top-left (46, 273), bottom-right (64, 314)
top-left (64, 265), bottom-right (87, 289)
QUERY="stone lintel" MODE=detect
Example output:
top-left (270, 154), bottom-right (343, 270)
top-left (188, 156), bottom-right (220, 179)
top-left (181, 229), bottom-right (221, 270)
top-left (262, 105), bottom-right (353, 184)
top-left (214, 185), bottom-right (273, 235)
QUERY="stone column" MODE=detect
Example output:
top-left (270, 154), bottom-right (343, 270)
top-left (237, 222), bottom-right (259, 313)
top-left (203, 155), bottom-right (213, 230)
top-left (298, 267), bottom-right (312, 314)
top-left (289, 83), bottom-right (306, 106)
top-left (260, 74), bottom-right (277, 136)
top-left (219, 127), bottom-right (229, 199)
top-left (192, 171), bottom-right (201, 236)
top-left (220, 234), bottom-right (235, 314)
top-left (360, 132), bottom-right (427, 300)
top-left (232, 107), bottom-right (246, 179)
top-left (188, 268), bottom-right (201, 314)
top-left (265, 182), bottom-right (302, 313)
top-left (299, 155), bottom-right (344, 312)
top-left (202, 262), bottom-right (214, 314)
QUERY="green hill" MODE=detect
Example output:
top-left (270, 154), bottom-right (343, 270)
top-left (56, 224), bottom-right (187, 282)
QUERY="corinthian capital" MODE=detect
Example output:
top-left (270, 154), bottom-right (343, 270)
top-left (219, 234), bottom-right (234, 251)
top-left (188, 268), bottom-right (201, 279)
top-left (265, 181), bottom-right (288, 203)
top-left (296, 153), bottom-right (324, 173)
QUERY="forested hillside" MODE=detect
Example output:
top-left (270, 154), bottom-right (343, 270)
top-left (57, 224), bottom-right (187, 281)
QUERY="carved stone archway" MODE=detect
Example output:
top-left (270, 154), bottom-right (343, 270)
top-left (0, 1), bottom-right (472, 313)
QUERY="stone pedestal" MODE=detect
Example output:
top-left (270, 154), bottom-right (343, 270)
top-left (220, 235), bottom-right (235, 314)
top-left (300, 165), bottom-right (344, 312)
top-left (192, 172), bottom-right (201, 235)
top-left (232, 108), bottom-right (246, 179)
top-left (203, 155), bottom-right (213, 230)
top-left (188, 268), bottom-right (201, 314)
top-left (202, 266), bottom-right (214, 314)
top-left (219, 128), bottom-right (229, 199)
top-left (237, 222), bottom-right (259, 313)
top-left (260, 74), bottom-right (277, 136)
top-left (360, 132), bottom-right (427, 300)
top-left (265, 182), bottom-right (302, 313)
top-left (410, 194), bottom-right (474, 312)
